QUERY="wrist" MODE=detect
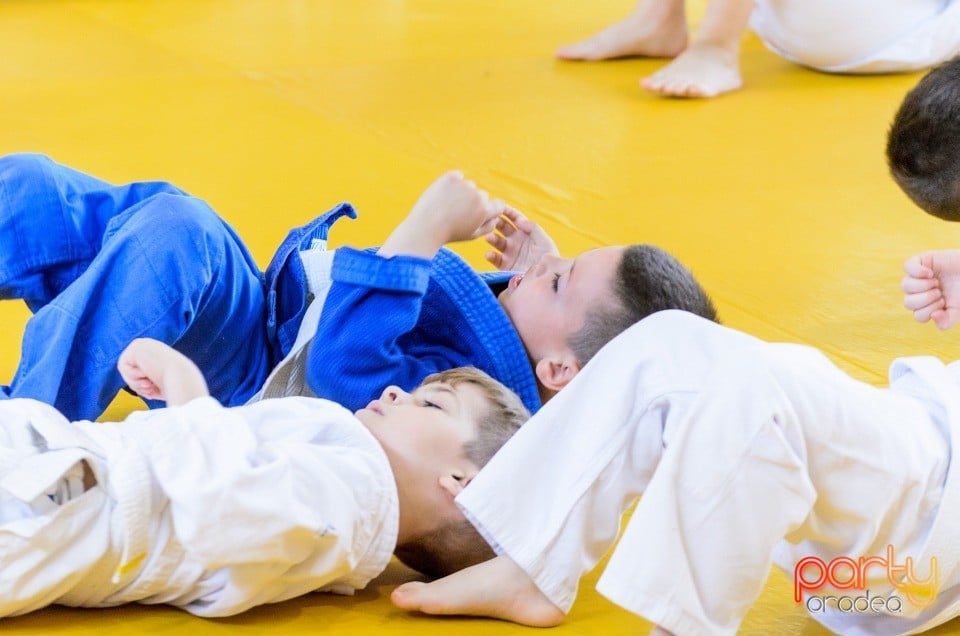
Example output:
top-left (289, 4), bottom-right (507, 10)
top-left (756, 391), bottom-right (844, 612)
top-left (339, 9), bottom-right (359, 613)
top-left (379, 219), bottom-right (446, 259)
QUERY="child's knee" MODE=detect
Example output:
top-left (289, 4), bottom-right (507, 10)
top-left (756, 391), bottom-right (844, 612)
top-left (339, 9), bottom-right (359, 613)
top-left (113, 194), bottom-right (226, 255)
top-left (112, 193), bottom-right (250, 294)
top-left (0, 152), bottom-right (56, 184)
top-left (0, 153), bottom-right (60, 214)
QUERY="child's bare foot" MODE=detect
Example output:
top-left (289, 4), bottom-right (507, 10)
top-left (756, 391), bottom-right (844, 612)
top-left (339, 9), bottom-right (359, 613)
top-left (391, 555), bottom-right (565, 627)
top-left (641, 43), bottom-right (742, 97)
top-left (555, 4), bottom-right (688, 61)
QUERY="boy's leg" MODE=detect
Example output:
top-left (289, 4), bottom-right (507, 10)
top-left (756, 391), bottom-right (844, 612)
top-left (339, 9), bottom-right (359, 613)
top-left (395, 318), bottom-right (817, 633)
top-left (555, 0), bottom-right (688, 61)
top-left (640, 0), bottom-right (753, 97)
top-left (404, 319), bottom-right (685, 617)
top-left (592, 366), bottom-right (816, 634)
top-left (0, 156), bottom-right (270, 420)
top-left (394, 319), bottom-right (669, 622)
top-left (0, 153), bottom-right (187, 311)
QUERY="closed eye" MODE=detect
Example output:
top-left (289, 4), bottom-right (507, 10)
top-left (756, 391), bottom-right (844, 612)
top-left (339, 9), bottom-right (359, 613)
top-left (552, 272), bottom-right (560, 292)
top-left (422, 400), bottom-right (442, 409)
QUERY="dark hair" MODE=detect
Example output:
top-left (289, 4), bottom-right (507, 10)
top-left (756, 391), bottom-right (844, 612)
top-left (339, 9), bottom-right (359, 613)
top-left (887, 55), bottom-right (960, 220)
top-left (393, 367), bottom-right (529, 579)
top-left (568, 244), bottom-right (718, 366)
top-left (393, 519), bottom-right (498, 580)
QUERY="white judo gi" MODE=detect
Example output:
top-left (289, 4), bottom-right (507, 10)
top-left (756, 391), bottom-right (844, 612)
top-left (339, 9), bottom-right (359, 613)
top-left (0, 395), bottom-right (398, 617)
top-left (457, 310), bottom-right (960, 635)
top-left (750, 0), bottom-right (960, 73)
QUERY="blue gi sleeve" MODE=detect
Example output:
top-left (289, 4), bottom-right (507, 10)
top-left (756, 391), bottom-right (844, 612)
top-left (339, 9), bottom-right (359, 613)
top-left (306, 247), bottom-right (472, 411)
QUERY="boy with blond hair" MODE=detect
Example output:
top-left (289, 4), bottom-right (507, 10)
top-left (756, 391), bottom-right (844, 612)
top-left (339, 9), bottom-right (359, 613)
top-left (0, 338), bottom-right (528, 617)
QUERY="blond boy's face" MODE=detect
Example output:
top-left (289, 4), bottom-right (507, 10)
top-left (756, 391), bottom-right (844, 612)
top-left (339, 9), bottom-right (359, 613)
top-left (497, 246), bottom-right (625, 362)
top-left (355, 381), bottom-right (485, 513)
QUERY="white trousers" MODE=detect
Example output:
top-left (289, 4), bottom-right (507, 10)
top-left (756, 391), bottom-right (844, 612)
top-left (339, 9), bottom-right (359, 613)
top-left (457, 312), bottom-right (957, 635)
top-left (750, 0), bottom-right (960, 72)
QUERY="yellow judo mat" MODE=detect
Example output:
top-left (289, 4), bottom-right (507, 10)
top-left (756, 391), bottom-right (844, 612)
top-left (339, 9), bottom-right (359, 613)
top-left (1, 1), bottom-right (959, 634)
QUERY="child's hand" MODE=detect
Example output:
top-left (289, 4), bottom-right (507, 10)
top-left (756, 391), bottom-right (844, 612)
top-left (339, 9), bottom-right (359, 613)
top-left (902, 250), bottom-right (960, 330)
top-left (118, 338), bottom-right (209, 406)
top-left (409, 171), bottom-right (503, 244)
top-left (484, 206), bottom-right (560, 271)
top-left (118, 338), bottom-right (170, 400)
top-left (379, 171), bottom-right (504, 259)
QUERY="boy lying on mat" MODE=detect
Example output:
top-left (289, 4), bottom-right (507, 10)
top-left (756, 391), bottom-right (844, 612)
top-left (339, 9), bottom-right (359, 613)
top-left (0, 338), bottom-right (527, 617)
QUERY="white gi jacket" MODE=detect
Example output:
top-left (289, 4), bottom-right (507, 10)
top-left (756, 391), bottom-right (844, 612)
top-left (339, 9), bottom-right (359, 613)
top-left (0, 395), bottom-right (398, 617)
top-left (458, 311), bottom-right (960, 635)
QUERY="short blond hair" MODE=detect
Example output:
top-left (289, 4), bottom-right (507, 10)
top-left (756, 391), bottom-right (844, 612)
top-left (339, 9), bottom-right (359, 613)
top-left (394, 366), bottom-right (529, 578)
top-left (422, 366), bottom-right (529, 467)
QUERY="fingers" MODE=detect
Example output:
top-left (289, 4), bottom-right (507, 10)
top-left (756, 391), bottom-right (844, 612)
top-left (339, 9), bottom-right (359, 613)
top-left (499, 207), bottom-right (537, 235)
top-left (904, 288), bottom-right (944, 312)
top-left (476, 216), bottom-right (500, 238)
top-left (471, 199), bottom-right (504, 239)
top-left (500, 206), bottom-right (531, 227)
top-left (489, 207), bottom-right (536, 245)
top-left (903, 254), bottom-right (935, 279)
top-left (494, 215), bottom-right (518, 237)
top-left (118, 360), bottom-right (162, 400)
top-left (910, 299), bottom-right (946, 323)
top-left (132, 378), bottom-right (162, 400)
top-left (485, 250), bottom-right (503, 269)
top-left (485, 231), bottom-right (507, 252)
top-left (901, 275), bottom-right (939, 294)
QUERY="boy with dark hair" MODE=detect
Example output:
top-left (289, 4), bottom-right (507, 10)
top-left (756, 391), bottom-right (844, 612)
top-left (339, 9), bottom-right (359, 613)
top-left (0, 338), bottom-right (528, 617)
top-left (393, 311), bottom-right (960, 635)
top-left (887, 55), bottom-right (960, 221)
top-left (0, 154), bottom-right (715, 421)
top-left (312, 190), bottom-right (718, 411)
top-left (888, 57), bottom-right (960, 331)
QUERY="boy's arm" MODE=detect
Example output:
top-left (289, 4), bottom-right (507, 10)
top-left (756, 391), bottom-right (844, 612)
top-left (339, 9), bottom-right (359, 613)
top-left (378, 170), bottom-right (504, 259)
top-left (306, 172), bottom-right (506, 411)
top-left (307, 251), bottom-right (456, 411)
top-left (118, 338), bottom-right (210, 406)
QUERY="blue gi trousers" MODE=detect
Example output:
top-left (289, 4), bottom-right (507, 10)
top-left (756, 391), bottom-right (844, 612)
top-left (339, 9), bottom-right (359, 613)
top-left (0, 154), bottom-right (271, 421)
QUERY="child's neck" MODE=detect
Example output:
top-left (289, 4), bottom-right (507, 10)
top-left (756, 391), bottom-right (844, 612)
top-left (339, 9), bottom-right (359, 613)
top-left (381, 450), bottom-right (437, 545)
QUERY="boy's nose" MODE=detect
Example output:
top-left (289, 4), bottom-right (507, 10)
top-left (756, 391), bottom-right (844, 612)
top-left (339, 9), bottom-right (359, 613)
top-left (534, 253), bottom-right (560, 277)
top-left (381, 385), bottom-right (409, 404)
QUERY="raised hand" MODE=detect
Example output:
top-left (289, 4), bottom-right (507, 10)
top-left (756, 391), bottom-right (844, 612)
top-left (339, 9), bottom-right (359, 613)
top-left (379, 171), bottom-right (504, 259)
top-left (901, 250), bottom-right (960, 330)
top-left (484, 206), bottom-right (559, 272)
top-left (118, 338), bottom-right (209, 405)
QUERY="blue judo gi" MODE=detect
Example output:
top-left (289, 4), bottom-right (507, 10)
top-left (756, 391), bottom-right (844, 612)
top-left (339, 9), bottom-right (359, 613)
top-left (0, 154), bottom-right (541, 421)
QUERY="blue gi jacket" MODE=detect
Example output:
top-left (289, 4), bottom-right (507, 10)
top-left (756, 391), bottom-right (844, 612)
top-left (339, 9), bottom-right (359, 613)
top-left (0, 153), bottom-right (541, 419)
top-left (265, 207), bottom-right (542, 414)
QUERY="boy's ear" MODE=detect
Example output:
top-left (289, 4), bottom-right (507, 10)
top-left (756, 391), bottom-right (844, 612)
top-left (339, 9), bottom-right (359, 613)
top-left (534, 354), bottom-right (581, 393)
top-left (438, 467), bottom-right (479, 499)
